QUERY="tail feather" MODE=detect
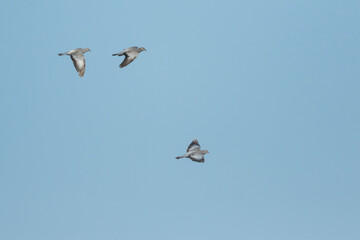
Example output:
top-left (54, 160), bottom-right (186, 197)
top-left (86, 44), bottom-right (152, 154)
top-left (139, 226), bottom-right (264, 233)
top-left (176, 156), bottom-right (185, 159)
top-left (112, 51), bottom-right (124, 56)
top-left (58, 53), bottom-right (64, 56)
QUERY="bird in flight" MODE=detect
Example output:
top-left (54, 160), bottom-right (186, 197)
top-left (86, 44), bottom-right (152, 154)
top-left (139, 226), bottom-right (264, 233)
top-left (58, 48), bottom-right (91, 77)
top-left (112, 46), bottom-right (146, 68)
top-left (176, 139), bottom-right (209, 163)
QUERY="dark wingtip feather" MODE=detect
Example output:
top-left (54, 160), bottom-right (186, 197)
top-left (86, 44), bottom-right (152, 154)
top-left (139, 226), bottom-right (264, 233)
top-left (78, 67), bottom-right (85, 77)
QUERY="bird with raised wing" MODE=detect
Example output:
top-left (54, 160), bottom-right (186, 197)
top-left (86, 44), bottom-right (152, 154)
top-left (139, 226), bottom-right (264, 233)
top-left (176, 139), bottom-right (209, 163)
top-left (58, 48), bottom-right (91, 77)
top-left (112, 46), bottom-right (146, 68)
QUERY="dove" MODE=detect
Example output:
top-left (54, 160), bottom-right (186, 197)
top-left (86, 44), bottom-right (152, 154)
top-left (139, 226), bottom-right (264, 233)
top-left (176, 139), bottom-right (209, 163)
top-left (112, 46), bottom-right (146, 68)
top-left (58, 48), bottom-right (91, 77)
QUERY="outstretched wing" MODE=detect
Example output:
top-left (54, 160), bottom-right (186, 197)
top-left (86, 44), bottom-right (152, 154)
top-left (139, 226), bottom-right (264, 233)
top-left (113, 46), bottom-right (138, 56)
top-left (124, 46), bottom-right (138, 52)
top-left (120, 56), bottom-right (136, 68)
top-left (70, 52), bottom-right (86, 77)
top-left (187, 139), bottom-right (200, 152)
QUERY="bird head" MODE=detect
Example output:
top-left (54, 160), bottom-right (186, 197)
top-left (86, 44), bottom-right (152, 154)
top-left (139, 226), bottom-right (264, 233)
top-left (85, 48), bottom-right (91, 52)
top-left (140, 47), bottom-right (147, 52)
top-left (203, 150), bottom-right (209, 155)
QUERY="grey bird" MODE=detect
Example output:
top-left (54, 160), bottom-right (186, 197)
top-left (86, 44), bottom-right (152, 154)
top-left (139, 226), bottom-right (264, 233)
top-left (58, 48), bottom-right (91, 77)
top-left (112, 46), bottom-right (146, 68)
top-left (176, 139), bottom-right (209, 163)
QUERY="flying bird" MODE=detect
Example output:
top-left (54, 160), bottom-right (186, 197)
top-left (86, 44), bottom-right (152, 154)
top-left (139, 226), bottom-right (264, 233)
top-left (112, 46), bottom-right (146, 68)
top-left (176, 139), bottom-right (209, 163)
top-left (58, 48), bottom-right (91, 77)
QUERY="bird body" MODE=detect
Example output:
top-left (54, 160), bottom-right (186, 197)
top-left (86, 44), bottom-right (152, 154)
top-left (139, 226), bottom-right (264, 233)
top-left (176, 139), bottom-right (209, 163)
top-left (112, 46), bottom-right (146, 68)
top-left (58, 48), bottom-right (91, 77)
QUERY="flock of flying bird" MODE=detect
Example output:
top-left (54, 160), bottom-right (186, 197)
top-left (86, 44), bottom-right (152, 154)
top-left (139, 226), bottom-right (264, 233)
top-left (58, 47), bottom-right (210, 163)
top-left (58, 46), bottom-right (147, 76)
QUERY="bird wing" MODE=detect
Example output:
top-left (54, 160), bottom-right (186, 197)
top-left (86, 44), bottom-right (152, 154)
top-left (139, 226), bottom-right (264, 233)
top-left (120, 55), bottom-right (136, 68)
top-left (187, 139), bottom-right (200, 152)
top-left (70, 52), bottom-right (86, 77)
top-left (124, 46), bottom-right (138, 52)
top-left (189, 153), bottom-right (205, 163)
top-left (113, 47), bottom-right (138, 56)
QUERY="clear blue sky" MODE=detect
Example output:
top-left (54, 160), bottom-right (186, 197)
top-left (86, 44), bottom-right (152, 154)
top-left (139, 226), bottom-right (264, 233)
top-left (0, 0), bottom-right (359, 239)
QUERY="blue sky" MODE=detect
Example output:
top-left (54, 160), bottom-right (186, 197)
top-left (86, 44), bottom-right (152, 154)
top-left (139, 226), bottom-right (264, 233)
top-left (0, 0), bottom-right (359, 239)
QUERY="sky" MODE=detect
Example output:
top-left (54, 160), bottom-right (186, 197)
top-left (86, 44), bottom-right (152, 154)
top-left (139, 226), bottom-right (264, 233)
top-left (0, 0), bottom-right (359, 239)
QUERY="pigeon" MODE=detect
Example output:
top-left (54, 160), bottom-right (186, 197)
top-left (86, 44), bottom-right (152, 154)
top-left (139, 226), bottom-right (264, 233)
top-left (112, 46), bottom-right (146, 68)
top-left (58, 48), bottom-right (91, 77)
top-left (176, 139), bottom-right (209, 163)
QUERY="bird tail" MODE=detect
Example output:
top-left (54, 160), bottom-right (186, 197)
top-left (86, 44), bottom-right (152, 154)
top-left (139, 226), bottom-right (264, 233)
top-left (112, 52), bottom-right (124, 56)
top-left (58, 53), bottom-right (64, 56)
top-left (176, 155), bottom-right (185, 159)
